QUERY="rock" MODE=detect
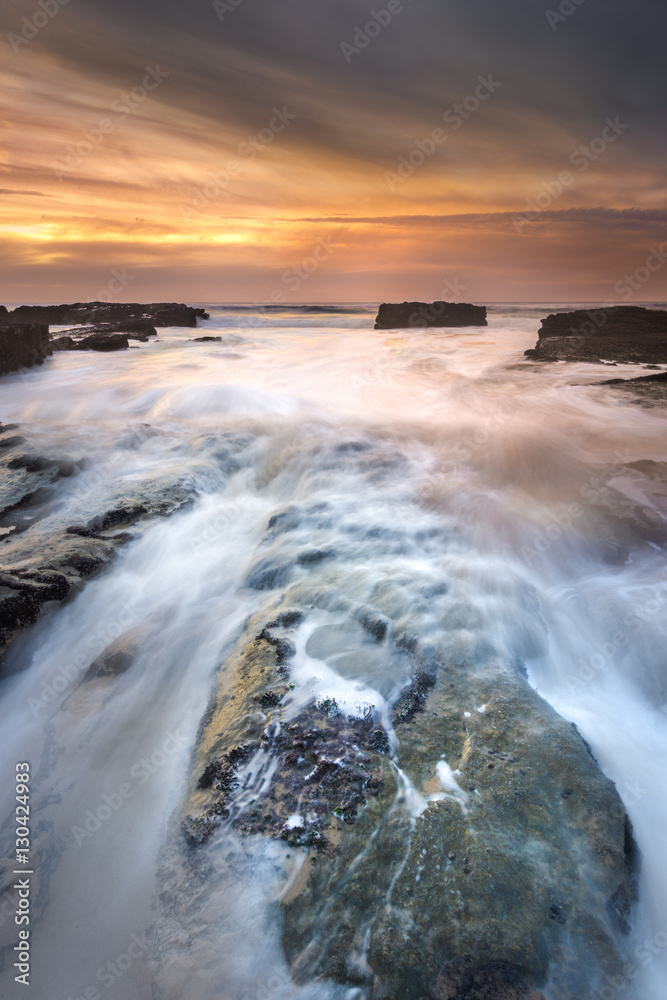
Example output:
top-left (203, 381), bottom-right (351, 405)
top-left (599, 370), bottom-right (667, 386)
top-left (0, 323), bottom-right (51, 375)
top-left (180, 587), bottom-right (639, 999)
top-left (50, 321), bottom-right (157, 350)
top-left (0, 428), bottom-right (195, 663)
top-left (7, 302), bottom-right (209, 328)
top-left (191, 336), bottom-right (222, 342)
top-left (434, 957), bottom-right (545, 999)
top-left (525, 306), bottom-right (667, 363)
top-left (50, 336), bottom-right (75, 351)
top-left (73, 333), bottom-right (129, 352)
top-left (374, 301), bottom-right (487, 330)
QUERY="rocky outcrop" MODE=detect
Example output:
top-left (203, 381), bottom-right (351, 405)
top-left (599, 370), bottom-right (667, 386)
top-left (50, 321), bottom-right (156, 351)
top-left (0, 423), bottom-right (194, 663)
top-left (7, 302), bottom-right (209, 328)
top-left (375, 302), bottom-right (487, 330)
top-left (57, 321), bottom-right (156, 342)
top-left (525, 306), bottom-right (667, 363)
top-left (177, 511), bottom-right (639, 999)
top-left (0, 323), bottom-right (51, 375)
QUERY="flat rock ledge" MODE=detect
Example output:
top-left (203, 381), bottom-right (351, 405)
top-left (6, 301), bottom-right (209, 328)
top-left (375, 301), bottom-right (488, 329)
top-left (525, 306), bottom-right (667, 363)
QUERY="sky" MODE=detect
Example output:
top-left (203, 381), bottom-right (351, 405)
top-left (1, 0), bottom-right (666, 304)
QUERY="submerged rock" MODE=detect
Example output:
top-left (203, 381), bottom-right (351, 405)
top-left (525, 306), bottom-right (667, 363)
top-left (181, 583), bottom-right (639, 999)
top-left (0, 323), bottom-right (51, 375)
top-left (73, 333), bottom-right (130, 352)
top-left (0, 428), bottom-right (194, 664)
top-left (374, 302), bottom-right (487, 330)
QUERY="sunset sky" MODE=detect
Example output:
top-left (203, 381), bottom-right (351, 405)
top-left (1, 0), bottom-right (666, 303)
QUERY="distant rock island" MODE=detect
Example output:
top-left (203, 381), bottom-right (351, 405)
top-left (525, 305), bottom-right (667, 363)
top-left (375, 301), bottom-right (487, 329)
top-left (0, 302), bottom-right (209, 374)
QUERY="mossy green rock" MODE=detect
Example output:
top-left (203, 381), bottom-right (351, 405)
top-left (184, 588), bottom-right (639, 1000)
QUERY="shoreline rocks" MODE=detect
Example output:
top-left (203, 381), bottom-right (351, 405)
top-left (525, 306), bottom-right (667, 363)
top-left (0, 324), bottom-right (51, 375)
top-left (6, 301), bottom-right (209, 328)
top-left (375, 301), bottom-right (487, 329)
top-left (1, 303), bottom-right (207, 371)
top-left (0, 423), bottom-right (195, 665)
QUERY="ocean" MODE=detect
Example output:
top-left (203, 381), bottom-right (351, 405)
top-left (0, 303), bottom-right (666, 999)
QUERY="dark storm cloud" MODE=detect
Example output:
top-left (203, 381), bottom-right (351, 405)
top-left (4, 0), bottom-right (665, 169)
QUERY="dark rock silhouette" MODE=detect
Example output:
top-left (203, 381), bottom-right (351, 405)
top-left (375, 301), bottom-right (487, 329)
top-left (525, 306), bottom-right (667, 363)
top-left (51, 321), bottom-right (158, 351)
top-left (7, 302), bottom-right (208, 328)
top-left (0, 323), bottom-right (51, 375)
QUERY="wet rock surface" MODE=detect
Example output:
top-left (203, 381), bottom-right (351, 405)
top-left (180, 526), bottom-right (639, 999)
top-left (525, 306), bottom-right (667, 363)
top-left (6, 301), bottom-right (208, 328)
top-left (51, 321), bottom-right (159, 351)
top-left (374, 301), bottom-right (488, 329)
top-left (434, 957), bottom-right (546, 999)
top-left (0, 323), bottom-right (51, 375)
top-left (0, 423), bottom-right (194, 664)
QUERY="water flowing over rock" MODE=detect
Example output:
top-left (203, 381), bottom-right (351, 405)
top-left (179, 511), bottom-right (639, 999)
top-left (0, 323), bottom-right (51, 374)
top-left (374, 301), bottom-right (487, 329)
top-left (525, 306), bottom-right (667, 363)
top-left (0, 422), bottom-right (194, 662)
